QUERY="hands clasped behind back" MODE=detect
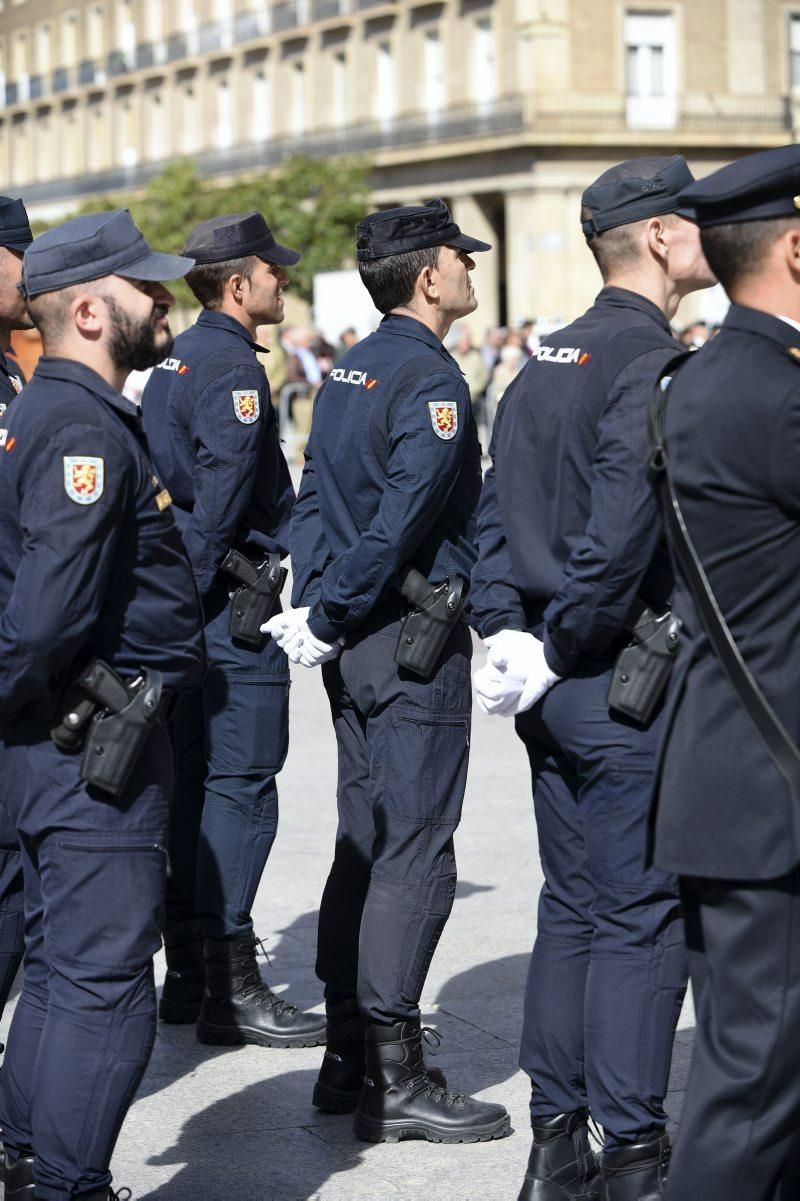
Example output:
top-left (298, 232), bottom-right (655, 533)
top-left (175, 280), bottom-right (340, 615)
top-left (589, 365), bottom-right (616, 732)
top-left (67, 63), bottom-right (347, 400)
top-left (473, 629), bottom-right (561, 717)
top-left (262, 606), bottom-right (343, 668)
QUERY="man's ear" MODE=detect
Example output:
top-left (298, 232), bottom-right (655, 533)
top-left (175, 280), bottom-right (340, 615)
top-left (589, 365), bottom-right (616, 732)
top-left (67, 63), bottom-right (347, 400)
top-left (418, 263), bottom-right (438, 301)
top-left (72, 292), bottom-right (104, 337)
top-left (783, 227), bottom-right (800, 280)
top-left (646, 216), bottom-right (670, 264)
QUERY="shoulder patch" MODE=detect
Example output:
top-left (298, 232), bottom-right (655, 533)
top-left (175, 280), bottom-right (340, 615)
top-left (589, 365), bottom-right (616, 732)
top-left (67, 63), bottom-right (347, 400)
top-left (232, 389), bottom-right (260, 424)
top-left (64, 456), bottom-right (104, 505)
top-left (428, 400), bottom-right (458, 441)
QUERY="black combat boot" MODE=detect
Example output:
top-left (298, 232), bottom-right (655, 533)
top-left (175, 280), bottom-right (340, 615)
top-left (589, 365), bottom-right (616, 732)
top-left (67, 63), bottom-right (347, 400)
top-left (196, 933), bottom-right (326, 1048)
top-left (600, 1132), bottom-right (670, 1201)
top-left (517, 1110), bottom-right (602, 1201)
top-left (312, 998), bottom-right (368, 1113)
top-left (159, 920), bottom-right (205, 1024)
top-left (353, 1019), bottom-right (511, 1144)
top-left (34, 1189), bottom-right (130, 1200)
top-left (312, 999), bottom-right (449, 1115)
top-left (4, 1150), bottom-right (35, 1200)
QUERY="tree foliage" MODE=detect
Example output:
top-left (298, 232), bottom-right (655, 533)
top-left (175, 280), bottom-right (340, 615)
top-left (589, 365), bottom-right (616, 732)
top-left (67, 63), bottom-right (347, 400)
top-left (37, 155), bottom-right (371, 306)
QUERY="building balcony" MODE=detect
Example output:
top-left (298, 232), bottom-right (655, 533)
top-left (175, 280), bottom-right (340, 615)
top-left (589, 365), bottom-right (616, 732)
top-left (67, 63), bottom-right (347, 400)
top-left (311, 0), bottom-right (349, 19)
top-left (52, 67), bottom-right (73, 93)
top-left (28, 74), bottom-right (45, 100)
top-left (108, 50), bottom-right (135, 75)
top-left (79, 58), bottom-right (98, 85)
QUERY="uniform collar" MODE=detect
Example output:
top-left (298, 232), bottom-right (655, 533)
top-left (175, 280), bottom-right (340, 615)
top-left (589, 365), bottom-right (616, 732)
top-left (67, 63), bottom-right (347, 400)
top-left (595, 286), bottom-right (673, 334)
top-left (380, 313), bottom-right (458, 367)
top-left (723, 303), bottom-right (800, 354)
top-left (33, 356), bottom-right (139, 420)
top-left (196, 308), bottom-right (267, 353)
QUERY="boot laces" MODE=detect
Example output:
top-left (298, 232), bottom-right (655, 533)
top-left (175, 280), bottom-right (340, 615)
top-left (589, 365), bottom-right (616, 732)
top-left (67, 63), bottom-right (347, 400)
top-left (111, 1188), bottom-right (132, 1200)
top-left (404, 1027), bottom-right (465, 1108)
top-left (255, 936), bottom-right (273, 969)
top-left (588, 1116), bottom-right (604, 1149)
top-left (235, 938), bottom-right (296, 1017)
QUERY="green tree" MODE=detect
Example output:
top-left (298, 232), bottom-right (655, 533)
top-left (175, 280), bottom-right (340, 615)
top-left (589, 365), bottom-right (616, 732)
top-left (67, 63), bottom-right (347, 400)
top-left (37, 155), bottom-right (371, 307)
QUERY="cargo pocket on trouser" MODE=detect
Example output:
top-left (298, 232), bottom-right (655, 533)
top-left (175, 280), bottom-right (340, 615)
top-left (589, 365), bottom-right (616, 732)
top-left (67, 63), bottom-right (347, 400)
top-left (369, 706), bottom-right (470, 1011)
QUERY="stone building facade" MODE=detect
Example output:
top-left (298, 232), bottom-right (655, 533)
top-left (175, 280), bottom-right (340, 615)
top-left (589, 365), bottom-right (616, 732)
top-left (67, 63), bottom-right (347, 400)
top-left (0, 0), bottom-right (797, 326)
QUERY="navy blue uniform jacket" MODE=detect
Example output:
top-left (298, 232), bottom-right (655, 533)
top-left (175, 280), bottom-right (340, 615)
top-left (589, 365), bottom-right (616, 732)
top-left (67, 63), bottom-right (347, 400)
top-left (0, 349), bottom-right (24, 412)
top-left (0, 357), bottom-right (204, 725)
top-left (654, 306), bottom-right (800, 880)
top-left (141, 309), bottom-right (295, 598)
top-left (471, 287), bottom-right (676, 675)
top-left (291, 313), bottom-right (482, 642)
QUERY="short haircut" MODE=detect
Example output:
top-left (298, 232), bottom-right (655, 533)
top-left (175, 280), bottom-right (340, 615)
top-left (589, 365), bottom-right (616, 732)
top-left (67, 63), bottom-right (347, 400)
top-left (358, 245), bottom-right (440, 314)
top-left (25, 285), bottom-right (80, 342)
top-left (583, 212), bottom-right (652, 281)
top-left (184, 255), bottom-right (258, 309)
top-left (700, 217), bottom-right (800, 292)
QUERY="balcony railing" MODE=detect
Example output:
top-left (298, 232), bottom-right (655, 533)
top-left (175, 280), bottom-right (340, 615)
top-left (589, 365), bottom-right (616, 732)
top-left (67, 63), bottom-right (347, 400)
top-left (52, 67), bottom-right (72, 93)
top-left (108, 50), bottom-right (135, 75)
top-left (79, 58), bottom-right (97, 85)
top-left (29, 74), bottom-right (45, 100)
top-left (312, 0), bottom-right (348, 19)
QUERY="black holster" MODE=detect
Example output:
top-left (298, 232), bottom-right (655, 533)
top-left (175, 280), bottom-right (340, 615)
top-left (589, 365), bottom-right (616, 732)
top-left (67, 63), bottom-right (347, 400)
top-left (222, 548), bottom-right (286, 649)
top-left (394, 566), bottom-right (465, 679)
top-left (51, 659), bottom-right (166, 798)
top-left (607, 605), bottom-right (681, 725)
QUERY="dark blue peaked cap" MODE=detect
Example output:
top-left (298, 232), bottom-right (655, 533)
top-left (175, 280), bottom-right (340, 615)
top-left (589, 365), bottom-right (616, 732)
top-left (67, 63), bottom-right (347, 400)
top-left (21, 209), bottom-right (194, 299)
top-left (356, 198), bottom-right (492, 261)
top-left (581, 156), bottom-right (696, 237)
top-left (0, 196), bottom-right (33, 250)
top-left (181, 211), bottom-right (300, 266)
top-left (678, 144), bottom-right (800, 227)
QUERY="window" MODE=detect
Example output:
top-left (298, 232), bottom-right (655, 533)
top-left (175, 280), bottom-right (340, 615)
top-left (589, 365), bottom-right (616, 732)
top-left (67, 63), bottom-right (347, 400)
top-left (424, 29), bottom-right (444, 118)
top-left (115, 0), bottom-right (136, 64)
top-left (87, 6), bottom-right (104, 59)
top-left (791, 15), bottom-right (800, 90)
top-left (87, 95), bottom-right (105, 170)
top-left (291, 60), bottom-right (304, 135)
top-left (624, 10), bottom-right (676, 129)
top-left (472, 18), bottom-right (496, 107)
top-left (251, 67), bottom-right (270, 139)
top-left (215, 76), bottom-right (233, 148)
top-left (332, 51), bottom-right (347, 126)
top-left (179, 85), bottom-right (197, 151)
top-left (60, 12), bottom-right (79, 68)
top-left (375, 40), bottom-right (393, 125)
top-left (35, 23), bottom-right (51, 73)
top-left (146, 0), bottom-right (163, 41)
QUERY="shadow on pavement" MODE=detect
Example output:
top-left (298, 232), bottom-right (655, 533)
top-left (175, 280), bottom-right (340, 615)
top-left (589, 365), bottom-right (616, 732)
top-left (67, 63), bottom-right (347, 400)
top-left (139, 1072), bottom-right (370, 1201)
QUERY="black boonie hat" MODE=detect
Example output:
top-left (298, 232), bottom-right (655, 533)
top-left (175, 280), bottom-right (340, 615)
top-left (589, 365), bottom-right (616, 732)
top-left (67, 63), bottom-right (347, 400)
top-left (0, 197), bottom-right (33, 251)
top-left (21, 209), bottom-right (193, 299)
top-left (182, 212), bottom-right (300, 266)
top-left (677, 144), bottom-right (800, 228)
top-left (356, 198), bottom-right (492, 261)
top-left (581, 156), bottom-right (696, 238)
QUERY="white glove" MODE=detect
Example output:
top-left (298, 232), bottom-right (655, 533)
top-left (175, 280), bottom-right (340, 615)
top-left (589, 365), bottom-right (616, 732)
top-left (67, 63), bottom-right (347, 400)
top-left (262, 607), bottom-right (310, 650)
top-left (474, 630), bottom-right (561, 717)
top-left (262, 607), bottom-right (343, 668)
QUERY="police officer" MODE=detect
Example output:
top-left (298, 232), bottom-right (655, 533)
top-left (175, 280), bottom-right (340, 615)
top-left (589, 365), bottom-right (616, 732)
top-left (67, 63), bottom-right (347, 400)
top-left (0, 197), bottom-right (35, 1024)
top-left (141, 213), bottom-right (324, 1047)
top-left (470, 158), bottom-right (715, 1200)
top-left (650, 145), bottom-right (800, 1201)
top-left (267, 199), bottom-right (511, 1144)
top-left (0, 210), bottom-right (204, 1201)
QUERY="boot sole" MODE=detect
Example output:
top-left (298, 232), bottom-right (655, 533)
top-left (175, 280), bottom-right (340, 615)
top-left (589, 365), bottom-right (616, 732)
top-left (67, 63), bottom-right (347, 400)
top-left (353, 1111), bottom-right (512, 1145)
top-left (312, 1081), bottom-right (361, 1114)
top-left (196, 1020), bottom-right (325, 1049)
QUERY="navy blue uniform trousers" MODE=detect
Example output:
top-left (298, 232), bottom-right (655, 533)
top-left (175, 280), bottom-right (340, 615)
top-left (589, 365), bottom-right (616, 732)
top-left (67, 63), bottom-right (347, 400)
top-left (666, 872), bottom-right (800, 1201)
top-left (0, 799), bottom-right (23, 1013)
top-left (515, 662), bottom-right (686, 1148)
top-left (318, 606), bottom-right (471, 1024)
top-left (0, 722), bottom-right (172, 1200)
top-left (167, 592), bottom-right (290, 939)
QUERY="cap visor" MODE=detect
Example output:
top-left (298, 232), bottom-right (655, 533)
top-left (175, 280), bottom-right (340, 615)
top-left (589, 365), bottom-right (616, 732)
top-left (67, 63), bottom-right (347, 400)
top-left (117, 249), bottom-right (196, 283)
top-left (257, 243), bottom-right (302, 267)
top-left (448, 233), bottom-right (492, 254)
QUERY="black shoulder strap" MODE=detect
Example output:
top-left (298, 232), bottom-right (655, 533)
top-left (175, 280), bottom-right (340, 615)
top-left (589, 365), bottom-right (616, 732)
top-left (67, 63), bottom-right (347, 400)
top-left (649, 356), bottom-right (800, 801)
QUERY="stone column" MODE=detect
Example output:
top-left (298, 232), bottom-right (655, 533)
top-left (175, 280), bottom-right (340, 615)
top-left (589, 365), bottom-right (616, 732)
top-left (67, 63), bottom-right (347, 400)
top-left (450, 194), bottom-right (501, 335)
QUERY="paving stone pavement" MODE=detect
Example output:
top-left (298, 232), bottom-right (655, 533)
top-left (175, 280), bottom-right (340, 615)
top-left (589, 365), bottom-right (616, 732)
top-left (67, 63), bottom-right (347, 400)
top-left (0, 636), bottom-right (694, 1201)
